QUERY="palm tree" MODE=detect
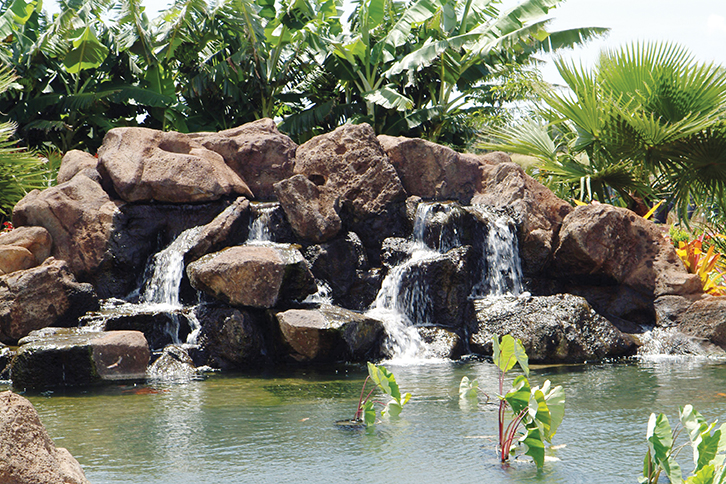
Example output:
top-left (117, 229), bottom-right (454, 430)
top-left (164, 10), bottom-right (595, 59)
top-left (482, 41), bottom-right (726, 219)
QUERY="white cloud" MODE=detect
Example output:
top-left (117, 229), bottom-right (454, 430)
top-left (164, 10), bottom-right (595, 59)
top-left (707, 14), bottom-right (726, 35)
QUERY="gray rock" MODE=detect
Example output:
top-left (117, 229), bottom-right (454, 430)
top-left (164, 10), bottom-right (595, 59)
top-left (678, 296), bottom-right (726, 348)
top-left (187, 245), bottom-right (316, 308)
top-left (194, 305), bottom-right (265, 369)
top-left (305, 232), bottom-right (368, 301)
top-left (0, 391), bottom-right (90, 484)
top-left (470, 294), bottom-right (636, 363)
top-left (274, 304), bottom-right (383, 362)
top-left (416, 326), bottom-right (465, 360)
top-left (147, 345), bottom-right (199, 381)
top-left (11, 329), bottom-right (149, 390)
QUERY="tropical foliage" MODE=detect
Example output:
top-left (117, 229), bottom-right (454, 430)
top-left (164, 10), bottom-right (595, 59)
top-left (641, 405), bottom-right (726, 484)
top-left (459, 334), bottom-right (565, 468)
top-left (672, 230), bottom-right (726, 296)
top-left (0, 0), bottom-right (605, 153)
top-left (482, 41), bottom-right (726, 220)
top-left (349, 362), bottom-right (411, 426)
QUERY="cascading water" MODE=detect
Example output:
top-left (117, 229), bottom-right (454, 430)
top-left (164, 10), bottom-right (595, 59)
top-left (141, 226), bottom-right (204, 309)
top-left (369, 202), bottom-right (524, 361)
top-left (247, 203), bottom-right (277, 243)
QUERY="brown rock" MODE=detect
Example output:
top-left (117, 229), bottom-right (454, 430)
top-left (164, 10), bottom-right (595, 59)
top-left (57, 150), bottom-right (98, 184)
top-left (293, 124), bottom-right (406, 219)
top-left (471, 161), bottom-right (573, 274)
top-left (274, 174), bottom-right (342, 242)
top-left (189, 118), bottom-right (297, 200)
top-left (678, 296), bottom-right (726, 347)
top-left (0, 226), bottom-right (52, 265)
top-left (0, 391), bottom-right (90, 484)
top-left (187, 245), bottom-right (316, 308)
top-left (98, 127), bottom-right (253, 202)
top-left (552, 204), bottom-right (702, 298)
top-left (13, 172), bottom-right (119, 279)
top-left (0, 258), bottom-right (99, 344)
top-left (11, 329), bottom-right (149, 389)
top-left (0, 246), bottom-right (35, 275)
top-left (274, 305), bottom-right (383, 362)
top-left (185, 197), bottom-right (251, 262)
top-left (378, 135), bottom-right (483, 203)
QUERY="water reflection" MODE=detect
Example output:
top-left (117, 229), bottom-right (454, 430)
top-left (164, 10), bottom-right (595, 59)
top-left (6, 359), bottom-right (726, 484)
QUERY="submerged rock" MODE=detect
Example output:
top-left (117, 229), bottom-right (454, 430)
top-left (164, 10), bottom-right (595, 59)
top-left (11, 329), bottom-right (149, 390)
top-left (0, 391), bottom-right (90, 484)
top-left (0, 258), bottom-right (99, 344)
top-left (470, 294), bottom-right (636, 363)
top-left (416, 327), bottom-right (465, 360)
top-left (187, 245), bottom-right (316, 308)
top-left (147, 345), bottom-right (200, 381)
top-left (636, 327), bottom-right (726, 357)
top-left (273, 305), bottom-right (384, 362)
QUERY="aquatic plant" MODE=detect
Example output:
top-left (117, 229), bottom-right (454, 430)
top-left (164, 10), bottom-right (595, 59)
top-left (460, 335), bottom-right (565, 468)
top-left (641, 405), bottom-right (726, 484)
top-left (352, 362), bottom-right (411, 426)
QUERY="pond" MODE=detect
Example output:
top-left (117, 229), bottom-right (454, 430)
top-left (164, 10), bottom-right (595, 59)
top-left (4, 356), bottom-right (726, 484)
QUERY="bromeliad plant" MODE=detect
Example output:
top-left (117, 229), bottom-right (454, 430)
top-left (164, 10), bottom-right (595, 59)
top-left (352, 362), bottom-right (411, 426)
top-left (641, 405), bottom-right (726, 484)
top-left (675, 233), bottom-right (726, 296)
top-left (460, 335), bottom-right (565, 468)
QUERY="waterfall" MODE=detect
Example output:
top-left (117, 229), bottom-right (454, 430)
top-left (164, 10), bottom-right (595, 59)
top-left (247, 203), bottom-right (277, 243)
top-left (470, 208), bottom-right (523, 298)
top-left (141, 226), bottom-right (204, 309)
top-left (369, 202), bottom-right (524, 361)
top-left (368, 203), bottom-right (453, 360)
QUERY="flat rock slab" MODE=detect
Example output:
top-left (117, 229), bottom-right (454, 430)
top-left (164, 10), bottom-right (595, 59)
top-left (274, 304), bottom-right (384, 362)
top-left (470, 294), bottom-right (636, 363)
top-left (0, 391), bottom-right (90, 484)
top-left (187, 245), bottom-right (315, 308)
top-left (11, 329), bottom-right (149, 390)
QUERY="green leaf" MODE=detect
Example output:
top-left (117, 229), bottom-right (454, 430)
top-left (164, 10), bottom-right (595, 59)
top-left (362, 400), bottom-right (376, 426)
top-left (367, 362), bottom-right (401, 402)
top-left (541, 380), bottom-right (565, 441)
top-left (646, 413), bottom-right (684, 484)
top-left (521, 426), bottom-right (546, 468)
top-left (505, 375), bottom-right (531, 415)
top-left (687, 464), bottom-right (716, 484)
top-left (459, 376), bottom-right (479, 399)
top-left (63, 26), bottom-right (109, 74)
top-left (363, 86), bottom-right (414, 111)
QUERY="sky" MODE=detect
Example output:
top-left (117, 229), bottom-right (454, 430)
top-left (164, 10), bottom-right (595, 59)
top-left (45, 0), bottom-right (726, 84)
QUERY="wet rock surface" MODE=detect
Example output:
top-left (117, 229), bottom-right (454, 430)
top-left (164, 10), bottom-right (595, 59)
top-left (0, 391), bottom-right (90, 484)
top-left (470, 294), bottom-right (636, 363)
top-left (147, 344), bottom-right (199, 381)
top-left (274, 305), bottom-right (384, 362)
top-left (194, 305), bottom-right (266, 369)
top-left (11, 329), bottom-right (149, 390)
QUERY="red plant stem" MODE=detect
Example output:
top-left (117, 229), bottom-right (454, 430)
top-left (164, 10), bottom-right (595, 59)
top-left (354, 376), bottom-right (371, 421)
top-left (501, 409), bottom-right (528, 463)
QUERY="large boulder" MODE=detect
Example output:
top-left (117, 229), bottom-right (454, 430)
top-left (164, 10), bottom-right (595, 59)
top-left (304, 232), bottom-right (369, 302)
top-left (11, 329), bottom-right (149, 390)
top-left (471, 160), bottom-right (573, 274)
top-left (189, 118), bottom-right (298, 200)
top-left (470, 294), bottom-right (636, 363)
top-left (0, 391), bottom-right (90, 484)
top-left (677, 296), bottom-right (726, 348)
top-left (378, 135), bottom-right (483, 203)
top-left (551, 204), bottom-right (702, 298)
top-left (194, 305), bottom-right (266, 369)
top-left (0, 258), bottom-right (98, 344)
top-left (273, 304), bottom-right (384, 362)
top-left (187, 245), bottom-right (316, 308)
top-left (274, 174), bottom-right (342, 242)
top-left (56, 150), bottom-right (98, 184)
top-left (13, 172), bottom-right (119, 280)
top-left (98, 127), bottom-right (253, 203)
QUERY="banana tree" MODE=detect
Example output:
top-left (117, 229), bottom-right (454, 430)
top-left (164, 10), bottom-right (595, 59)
top-left (383, 0), bottom-right (607, 142)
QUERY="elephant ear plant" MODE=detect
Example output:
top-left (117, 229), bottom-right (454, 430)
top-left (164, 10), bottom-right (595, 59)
top-left (641, 405), bottom-right (726, 484)
top-left (460, 335), bottom-right (565, 468)
top-left (342, 362), bottom-right (411, 427)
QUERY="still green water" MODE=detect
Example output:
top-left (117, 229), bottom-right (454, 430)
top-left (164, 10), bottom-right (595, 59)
top-left (4, 357), bottom-right (726, 484)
